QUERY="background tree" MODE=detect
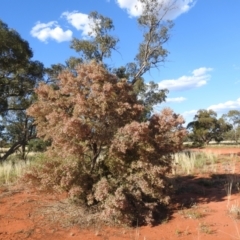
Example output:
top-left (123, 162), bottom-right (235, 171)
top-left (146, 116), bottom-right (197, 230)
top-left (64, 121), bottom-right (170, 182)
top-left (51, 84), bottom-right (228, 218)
top-left (1, 100), bottom-right (36, 160)
top-left (0, 20), bottom-right (44, 161)
top-left (222, 110), bottom-right (240, 143)
top-left (69, 0), bottom-right (172, 119)
top-left (70, 11), bottom-right (118, 64)
top-left (131, 0), bottom-right (174, 84)
top-left (115, 0), bottom-right (172, 117)
top-left (45, 57), bottom-right (83, 85)
top-left (27, 138), bottom-right (50, 152)
top-left (187, 109), bottom-right (232, 146)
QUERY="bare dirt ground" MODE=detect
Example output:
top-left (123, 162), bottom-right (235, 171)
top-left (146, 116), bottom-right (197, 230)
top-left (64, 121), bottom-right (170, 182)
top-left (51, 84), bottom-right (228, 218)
top-left (1, 147), bottom-right (240, 240)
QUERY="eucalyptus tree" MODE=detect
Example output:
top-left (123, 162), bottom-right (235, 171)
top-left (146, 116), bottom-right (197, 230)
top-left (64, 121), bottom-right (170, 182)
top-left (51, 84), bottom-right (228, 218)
top-left (0, 20), bottom-right (44, 161)
top-left (222, 110), bottom-right (240, 143)
top-left (187, 109), bottom-right (232, 146)
top-left (70, 11), bottom-right (119, 64)
top-left (56, 0), bottom-right (172, 119)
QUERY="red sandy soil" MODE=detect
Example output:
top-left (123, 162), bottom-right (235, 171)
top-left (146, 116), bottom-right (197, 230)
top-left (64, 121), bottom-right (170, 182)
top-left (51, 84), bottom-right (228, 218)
top-left (192, 147), bottom-right (240, 156)
top-left (1, 147), bottom-right (240, 240)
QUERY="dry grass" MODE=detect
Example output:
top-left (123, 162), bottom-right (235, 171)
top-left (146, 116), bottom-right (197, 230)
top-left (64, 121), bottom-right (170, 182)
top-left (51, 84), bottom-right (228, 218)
top-left (0, 160), bottom-right (30, 185)
top-left (173, 151), bottom-right (218, 175)
top-left (178, 202), bottom-right (205, 220)
top-left (228, 201), bottom-right (240, 219)
top-left (198, 222), bottom-right (214, 234)
top-left (0, 153), bottom-right (41, 185)
top-left (179, 208), bottom-right (205, 219)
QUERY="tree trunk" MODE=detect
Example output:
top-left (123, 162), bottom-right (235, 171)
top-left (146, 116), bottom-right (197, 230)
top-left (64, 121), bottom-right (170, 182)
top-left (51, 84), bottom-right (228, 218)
top-left (0, 142), bottom-right (22, 162)
top-left (90, 142), bottom-right (102, 173)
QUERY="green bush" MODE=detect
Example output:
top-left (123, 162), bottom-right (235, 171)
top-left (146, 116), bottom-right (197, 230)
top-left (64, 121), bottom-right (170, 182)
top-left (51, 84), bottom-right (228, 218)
top-left (28, 139), bottom-right (50, 152)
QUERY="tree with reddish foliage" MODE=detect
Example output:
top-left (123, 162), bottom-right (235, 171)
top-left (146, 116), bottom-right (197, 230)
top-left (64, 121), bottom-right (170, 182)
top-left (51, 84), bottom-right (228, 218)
top-left (26, 0), bottom-right (187, 226)
top-left (28, 62), bottom-right (144, 171)
top-left (27, 62), bottom-right (186, 225)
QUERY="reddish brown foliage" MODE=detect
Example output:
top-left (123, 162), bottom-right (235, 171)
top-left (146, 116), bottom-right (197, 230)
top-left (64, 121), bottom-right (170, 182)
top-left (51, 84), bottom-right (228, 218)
top-left (26, 61), bottom-right (186, 226)
top-left (28, 61), bottom-right (143, 169)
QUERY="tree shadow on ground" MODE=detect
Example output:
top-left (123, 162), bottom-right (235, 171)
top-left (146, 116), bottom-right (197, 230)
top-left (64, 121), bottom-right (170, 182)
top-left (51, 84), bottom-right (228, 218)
top-left (170, 173), bottom-right (240, 208)
top-left (151, 173), bottom-right (240, 226)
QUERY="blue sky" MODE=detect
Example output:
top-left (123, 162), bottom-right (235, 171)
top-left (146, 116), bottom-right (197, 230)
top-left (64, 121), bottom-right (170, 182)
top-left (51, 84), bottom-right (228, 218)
top-left (1, 0), bottom-right (240, 124)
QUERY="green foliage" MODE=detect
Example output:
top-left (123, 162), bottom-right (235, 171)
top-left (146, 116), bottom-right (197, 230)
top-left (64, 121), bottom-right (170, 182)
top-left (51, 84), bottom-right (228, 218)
top-left (70, 11), bottom-right (118, 63)
top-left (0, 19), bottom-right (44, 161)
top-left (187, 109), bottom-right (232, 145)
top-left (113, 68), bottom-right (168, 119)
top-left (0, 20), bottom-right (44, 115)
top-left (224, 110), bottom-right (240, 125)
top-left (28, 139), bottom-right (50, 152)
top-left (133, 0), bottom-right (174, 82)
top-left (222, 110), bottom-right (240, 143)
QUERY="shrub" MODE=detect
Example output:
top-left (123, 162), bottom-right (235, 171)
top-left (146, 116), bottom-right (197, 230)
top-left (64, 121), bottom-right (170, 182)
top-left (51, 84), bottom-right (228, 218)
top-left (28, 139), bottom-right (50, 152)
top-left (26, 62), bottom-right (186, 226)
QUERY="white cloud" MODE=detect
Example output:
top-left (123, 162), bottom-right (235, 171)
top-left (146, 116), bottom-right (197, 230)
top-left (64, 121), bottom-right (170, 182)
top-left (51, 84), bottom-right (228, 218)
top-left (182, 98), bottom-right (240, 123)
top-left (62, 11), bottom-right (93, 37)
top-left (181, 109), bottom-right (197, 124)
top-left (166, 97), bottom-right (186, 103)
top-left (208, 98), bottom-right (240, 113)
top-left (158, 67), bottom-right (213, 91)
top-left (116, 0), bottom-right (196, 19)
top-left (182, 109), bottom-right (197, 117)
top-left (30, 21), bottom-right (72, 43)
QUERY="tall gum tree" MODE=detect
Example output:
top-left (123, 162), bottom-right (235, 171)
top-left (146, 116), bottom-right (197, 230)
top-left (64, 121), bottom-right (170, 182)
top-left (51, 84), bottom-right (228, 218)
top-left (51, 0), bottom-right (174, 117)
top-left (0, 20), bottom-right (44, 161)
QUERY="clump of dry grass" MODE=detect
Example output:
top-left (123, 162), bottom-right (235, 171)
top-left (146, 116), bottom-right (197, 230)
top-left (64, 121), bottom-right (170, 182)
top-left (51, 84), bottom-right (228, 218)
top-left (0, 159), bottom-right (30, 185)
top-left (179, 208), bottom-right (204, 219)
top-left (0, 153), bottom-right (43, 185)
top-left (178, 202), bottom-right (205, 220)
top-left (228, 201), bottom-right (240, 219)
top-left (173, 151), bottom-right (217, 175)
top-left (199, 222), bottom-right (214, 234)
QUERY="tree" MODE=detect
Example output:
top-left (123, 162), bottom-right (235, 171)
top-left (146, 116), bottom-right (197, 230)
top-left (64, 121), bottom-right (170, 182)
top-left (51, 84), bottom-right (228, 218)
top-left (27, 61), bottom-right (186, 225)
top-left (187, 109), bottom-right (232, 146)
top-left (28, 62), bottom-right (144, 171)
top-left (131, 0), bottom-right (174, 84)
top-left (45, 0), bottom-right (172, 120)
top-left (70, 11), bottom-right (118, 64)
top-left (69, 0), bottom-right (173, 118)
top-left (1, 106), bottom-right (36, 160)
top-left (0, 20), bottom-right (44, 161)
top-left (222, 110), bottom-right (240, 143)
top-left (25, 0), bottom-right (187, 225)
